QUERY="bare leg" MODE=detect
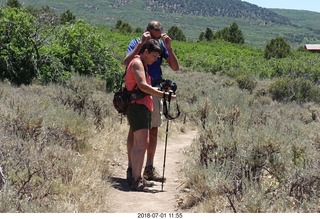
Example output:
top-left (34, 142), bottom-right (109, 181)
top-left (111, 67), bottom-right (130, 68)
top-left (146, 127), bottom-right (158, 167)
top-left (127, 128), bottom-right (134, 167)
top-left (131, 129), bottom-right (149, 181)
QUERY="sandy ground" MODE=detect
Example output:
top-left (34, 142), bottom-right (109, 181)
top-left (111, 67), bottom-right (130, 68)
top-left (109, 125), bottom-right (197, 213)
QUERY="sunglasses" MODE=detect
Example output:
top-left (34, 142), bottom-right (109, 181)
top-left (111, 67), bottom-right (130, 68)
top-left (150, 27), bottom-right (163, 32)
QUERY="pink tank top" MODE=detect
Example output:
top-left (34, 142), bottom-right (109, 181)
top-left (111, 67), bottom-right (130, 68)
top-left (125, 55), bottom-right (153, 111)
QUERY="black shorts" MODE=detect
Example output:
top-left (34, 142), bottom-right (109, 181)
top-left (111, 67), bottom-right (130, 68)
top-left (127, 103), bottom-right (151, 132)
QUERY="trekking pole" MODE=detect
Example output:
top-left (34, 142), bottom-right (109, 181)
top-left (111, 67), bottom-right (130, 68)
top-left (161, 91), bottom-right (172, 191)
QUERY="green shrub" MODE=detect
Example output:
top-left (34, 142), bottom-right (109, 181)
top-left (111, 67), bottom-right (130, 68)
top-left (115, 20), bottom-right (133, 33)
top-left (236, 74), bottom-right (257, 94)
top-left (0, 7), bottom-right (37, 85)
top-left (269, 77), bottom-right (320, 102)
top-left (168, 25), bottom-right (186, 41)
top-left (213, 22), bottom-right (245, 44)
top-left (38, 19), bottom-right (122, 89)
top-left (264, 37), bottom-right (291, 60)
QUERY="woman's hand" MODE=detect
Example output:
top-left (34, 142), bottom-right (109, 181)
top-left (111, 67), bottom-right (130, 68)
top-left (163, 91), bottom-right (176, 101)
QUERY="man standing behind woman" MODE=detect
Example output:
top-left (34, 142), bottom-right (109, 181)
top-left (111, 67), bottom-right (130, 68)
top-left (124, 21), bottom-right (180, 185)
top-left (125, 39), bottom-right (176, 191)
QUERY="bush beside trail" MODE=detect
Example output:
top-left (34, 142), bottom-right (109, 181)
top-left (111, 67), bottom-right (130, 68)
top-left (1, 66), bottom-right (320, 213)
top-left (167, 70), bottom-right (320, 213)
top-left (0, 76), bottom-right (122, 212)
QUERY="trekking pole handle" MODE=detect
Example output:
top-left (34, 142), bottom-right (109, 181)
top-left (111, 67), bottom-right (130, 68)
top-left (168, 90), bottom-right (173, 102)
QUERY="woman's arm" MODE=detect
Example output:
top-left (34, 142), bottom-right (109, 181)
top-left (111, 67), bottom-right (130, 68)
top-left (131, 60), bottom-right (175, 99)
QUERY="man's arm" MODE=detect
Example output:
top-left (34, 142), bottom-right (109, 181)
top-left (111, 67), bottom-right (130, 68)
top-left (162, 33), bottom-right (179, 71)
top-left (123, 40), bottom-right (144, 66)
top-left (166, 46), bottom-right (179, 71)
top-left (123, 31), bottom-right (152, 66)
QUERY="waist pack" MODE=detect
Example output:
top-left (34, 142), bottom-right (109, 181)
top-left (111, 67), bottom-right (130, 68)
top-left (113, 87), bottom-right (149, 115)
top-left (113, 66), bottom-right (149, 115)
top-left (113, 87), bottom-right (130, 115)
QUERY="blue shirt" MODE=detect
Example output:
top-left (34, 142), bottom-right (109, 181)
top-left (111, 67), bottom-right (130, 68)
top-left (126, 37), bottom-right (169, 86)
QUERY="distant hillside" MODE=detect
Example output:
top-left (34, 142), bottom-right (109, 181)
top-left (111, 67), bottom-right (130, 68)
top-left (18, 0), bottom-right (320, 48)
top-left (271, 9), bottom-right (320, 33)
top-left (144, 0), bottom-right (291, 25)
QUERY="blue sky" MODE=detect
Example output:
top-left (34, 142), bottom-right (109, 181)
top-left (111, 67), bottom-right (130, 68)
top-left (243, 0), bottom-right (320, 13)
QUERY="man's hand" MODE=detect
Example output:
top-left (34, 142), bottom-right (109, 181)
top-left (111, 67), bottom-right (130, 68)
top-left (141, 31), bottom-right (152, 44)
top-left (161, 33), bottom-right (172, 48)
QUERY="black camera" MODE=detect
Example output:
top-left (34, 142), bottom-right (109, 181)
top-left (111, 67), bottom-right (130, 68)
top-left (160, 79), bottom-right (177, 93)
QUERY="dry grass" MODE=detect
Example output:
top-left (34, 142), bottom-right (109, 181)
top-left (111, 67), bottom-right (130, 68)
top-left (0, 75), bottom-right (123, 212)
top-left (168, 68), bottom-right (320, 213)
top-left (1, 69), bottom-right (320, 212)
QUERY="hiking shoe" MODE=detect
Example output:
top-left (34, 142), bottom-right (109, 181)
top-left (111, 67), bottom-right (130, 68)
top-left (142, 178), bottom-right (155, 187)
top-left (126, 167), bottom-right (133, 186)
top-left (127, 168), bottom-right (155, 188)
top-left (131, 177), bottom-right (155, 191)
top-left (143, 166), bottom-right (166, 182)
top-left (131, 178), bottom-right (145, 191)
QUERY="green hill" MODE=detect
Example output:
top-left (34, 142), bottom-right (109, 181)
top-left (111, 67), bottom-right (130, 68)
top-left (17, 0), bottom-right (320, 48)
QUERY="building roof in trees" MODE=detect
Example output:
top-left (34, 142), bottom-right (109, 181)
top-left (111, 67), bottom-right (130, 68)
top-left (304, 44), bottom-right (320, 52)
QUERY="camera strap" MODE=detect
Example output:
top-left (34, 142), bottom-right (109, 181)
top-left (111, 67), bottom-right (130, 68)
top-left (163, 92), bottom-right (180, 120)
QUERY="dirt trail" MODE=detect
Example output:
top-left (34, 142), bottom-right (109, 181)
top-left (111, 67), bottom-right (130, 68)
top-left (109, 126), bottom-right (197, 213)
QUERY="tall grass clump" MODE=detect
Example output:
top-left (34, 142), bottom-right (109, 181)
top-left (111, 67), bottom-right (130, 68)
top-left (167, 68), bottom-right (320, 213)
top-left (269, 76), bottom-right (320, 103)
top-left (0, 75), bottom-right (124, 212)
